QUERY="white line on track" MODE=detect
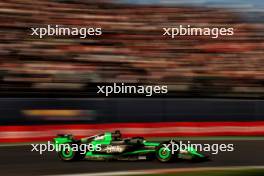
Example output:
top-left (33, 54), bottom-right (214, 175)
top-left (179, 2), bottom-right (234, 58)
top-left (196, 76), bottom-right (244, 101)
top-left (46, 166), bottom-right (264, 176)
top-left (47, 171), bottom-right (148, 176)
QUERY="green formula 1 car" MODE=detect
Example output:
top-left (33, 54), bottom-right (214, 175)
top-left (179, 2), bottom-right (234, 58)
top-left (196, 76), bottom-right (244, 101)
top-left (53, 130), bottom-right (208, 162)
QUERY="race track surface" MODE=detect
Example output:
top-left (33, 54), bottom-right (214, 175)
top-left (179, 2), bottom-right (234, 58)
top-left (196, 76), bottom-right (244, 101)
top-left (0, 140), bottom-right (263, 176)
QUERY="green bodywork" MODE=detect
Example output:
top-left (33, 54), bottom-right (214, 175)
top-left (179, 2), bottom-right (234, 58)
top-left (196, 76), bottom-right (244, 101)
top-left (53, 132), bottom-right (207, 161)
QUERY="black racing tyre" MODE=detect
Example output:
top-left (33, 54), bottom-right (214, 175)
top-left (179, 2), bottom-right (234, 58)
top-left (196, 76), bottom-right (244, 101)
top-left (57, 143), bottom-right (84, 162)
top-left (155, 141), bottom-right (179, 163)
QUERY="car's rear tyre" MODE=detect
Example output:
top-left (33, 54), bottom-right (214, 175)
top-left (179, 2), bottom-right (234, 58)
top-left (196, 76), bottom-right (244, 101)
top-left (156, 142), bottom-right (178, 163)
top-left (57, 143), bottom-right (84, 161)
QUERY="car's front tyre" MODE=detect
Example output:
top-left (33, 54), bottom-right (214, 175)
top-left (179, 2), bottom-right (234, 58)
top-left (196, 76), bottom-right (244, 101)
top-left (155, 142), bottom-right (178, 163)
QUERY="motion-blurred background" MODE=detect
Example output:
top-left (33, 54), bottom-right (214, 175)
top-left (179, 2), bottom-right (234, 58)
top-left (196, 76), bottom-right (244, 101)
top-left (1, 0), bottom-right (264, 139)
top-left (1, 1), bottom-right (264, 175)
top-left (0, 0), bottom-right (264, 98)
top-left (1, 0), bottom-right (264, 140)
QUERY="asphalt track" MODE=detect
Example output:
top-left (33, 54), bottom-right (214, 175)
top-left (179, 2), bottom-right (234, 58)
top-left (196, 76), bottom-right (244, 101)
top-left (0, 140), bottom-right (264, 176)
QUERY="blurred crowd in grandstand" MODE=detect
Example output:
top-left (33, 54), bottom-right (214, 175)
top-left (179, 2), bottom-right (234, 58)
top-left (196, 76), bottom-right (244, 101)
top-left (0, 0), bottom-right (263, 97)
